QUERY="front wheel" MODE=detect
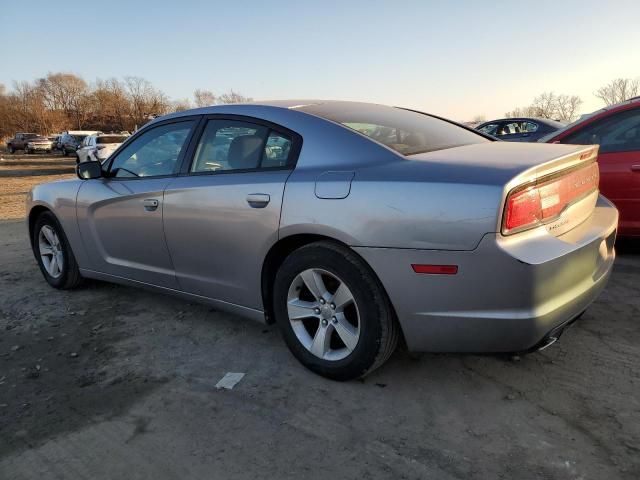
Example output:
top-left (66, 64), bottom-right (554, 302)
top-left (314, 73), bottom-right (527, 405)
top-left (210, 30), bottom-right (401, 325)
top-left (273, 241), bottom-right (399, 380)
top-left (33, 212), bottom-right (83, 289)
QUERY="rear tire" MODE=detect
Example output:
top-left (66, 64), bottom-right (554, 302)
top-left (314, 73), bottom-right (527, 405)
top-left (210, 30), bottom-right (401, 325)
top-left (32, 211), bottom-right (83, 290)
top-left (273, 241), bottom-right (398, 380)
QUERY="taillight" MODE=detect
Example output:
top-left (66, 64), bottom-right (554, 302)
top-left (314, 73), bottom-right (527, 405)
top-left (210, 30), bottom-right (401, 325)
top-left (502, 161), bottom-right (599, 235)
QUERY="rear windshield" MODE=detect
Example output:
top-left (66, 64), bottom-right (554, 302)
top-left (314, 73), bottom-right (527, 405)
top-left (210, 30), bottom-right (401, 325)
top-left (296, 102), bottom-right (489, 155)
top-left (97, 135), bottom-right (127, 144)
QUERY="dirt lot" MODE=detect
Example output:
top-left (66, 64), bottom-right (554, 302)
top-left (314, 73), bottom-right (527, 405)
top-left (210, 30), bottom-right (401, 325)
top-left (0, 154), bottom-right (639, 479)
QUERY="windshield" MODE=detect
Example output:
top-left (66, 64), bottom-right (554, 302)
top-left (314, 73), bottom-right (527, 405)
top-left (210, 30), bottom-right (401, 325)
top-left (72, 135), bottom-right (88, 142)
top-left (97, 135), bottom-right (127, 144)
top-left (296, 102), bottom-right (489, 155)
top-left (24, 133), bottom-right (38, 139)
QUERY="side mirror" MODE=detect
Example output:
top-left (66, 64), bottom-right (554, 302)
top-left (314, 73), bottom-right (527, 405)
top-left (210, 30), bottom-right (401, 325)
top-left (77, 161), bottom-right (102, 179)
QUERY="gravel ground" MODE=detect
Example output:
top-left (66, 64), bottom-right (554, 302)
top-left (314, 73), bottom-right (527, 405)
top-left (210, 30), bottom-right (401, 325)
top-left (0, 155), bottom-right (639, 479)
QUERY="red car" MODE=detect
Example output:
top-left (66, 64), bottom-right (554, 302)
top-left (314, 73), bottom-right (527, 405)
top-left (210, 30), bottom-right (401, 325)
top-left (542, 97), bottom-right (640, 237)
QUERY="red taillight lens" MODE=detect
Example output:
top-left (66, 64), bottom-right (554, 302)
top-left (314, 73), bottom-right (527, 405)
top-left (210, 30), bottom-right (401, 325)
top-left (502, 161), bottom-right (599, 235)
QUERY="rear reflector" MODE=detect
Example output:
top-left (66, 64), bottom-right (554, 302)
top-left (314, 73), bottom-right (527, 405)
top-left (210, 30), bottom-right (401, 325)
top-left (412, 264), bottom-right (458, 275)
top-left (503, 161), bottom-right (599, 235)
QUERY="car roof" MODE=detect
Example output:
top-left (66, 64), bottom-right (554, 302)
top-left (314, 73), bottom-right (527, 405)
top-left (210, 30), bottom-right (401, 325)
top-left (152, 100), bottom-right (405, 123)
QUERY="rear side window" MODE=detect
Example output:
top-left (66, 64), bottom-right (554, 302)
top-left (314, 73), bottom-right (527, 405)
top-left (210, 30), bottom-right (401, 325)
top-left (478, 123), bottom-right (499, 135)
top-left (495, 121), bottom-right (538, 136)
top-left (190, 119), bottom-right (294, 173)
top-left (562, 108), bottom-right (640, 153)
top-left (296, 103), bottom-right (488, 155)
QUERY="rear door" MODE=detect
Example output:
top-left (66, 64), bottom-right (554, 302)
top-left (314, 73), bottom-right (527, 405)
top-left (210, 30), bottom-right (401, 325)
top-left (561, 107), bottom-right (640, 235)
top-left (76, 118), bottom-right (198, 287)
top-left (163, 115), bottom-right (302, 309)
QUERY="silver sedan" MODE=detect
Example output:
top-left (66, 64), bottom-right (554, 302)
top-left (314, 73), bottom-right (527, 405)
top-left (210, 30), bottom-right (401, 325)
top-left (27, 101), bottom-right (618, 380)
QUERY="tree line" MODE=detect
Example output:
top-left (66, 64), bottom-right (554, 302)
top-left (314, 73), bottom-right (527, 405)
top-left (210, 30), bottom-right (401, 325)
top-left (501, 77), bottom-right (639, 123)
top-left (0, 72), bottom-right (251, 138)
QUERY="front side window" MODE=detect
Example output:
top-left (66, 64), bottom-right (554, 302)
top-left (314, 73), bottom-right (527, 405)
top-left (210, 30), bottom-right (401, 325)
top-left (562, 108), bottom-right (640, 153)
top-left (191, 119), bottom-right (293, 173)
top-left (295, 103), bottom-right (487, 155)
top-left (109, 121), bottom-right (195, 178)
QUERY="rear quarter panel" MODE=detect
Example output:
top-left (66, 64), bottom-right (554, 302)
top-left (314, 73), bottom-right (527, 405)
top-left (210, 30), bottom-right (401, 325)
top-left (281, 160), bottom-right (502, 251)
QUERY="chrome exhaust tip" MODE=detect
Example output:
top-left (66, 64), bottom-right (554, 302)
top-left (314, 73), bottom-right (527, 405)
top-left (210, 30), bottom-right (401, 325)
top-left (536, 335), bottom-right (558, 351)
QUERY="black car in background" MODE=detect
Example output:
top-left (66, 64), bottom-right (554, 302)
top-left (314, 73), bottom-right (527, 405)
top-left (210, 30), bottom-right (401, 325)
top-left (475, 117), bottom-right (566, 142)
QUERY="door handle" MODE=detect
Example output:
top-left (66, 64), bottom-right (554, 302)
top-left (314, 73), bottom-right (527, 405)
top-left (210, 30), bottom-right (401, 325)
top-left (143, 199), bottom-right (159, 211)
top-left (631, 165), bottom-right (640, 172)
top-left (246, 193), bottom-right (270, 208)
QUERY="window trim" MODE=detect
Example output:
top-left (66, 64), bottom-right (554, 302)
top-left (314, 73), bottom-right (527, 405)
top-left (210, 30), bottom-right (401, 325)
top-left (179, 114), bottom-right (303, 177)
top-left (561, 107), bottom-right (640, 154)
top-left (102, 116), bottom-right (200, 180)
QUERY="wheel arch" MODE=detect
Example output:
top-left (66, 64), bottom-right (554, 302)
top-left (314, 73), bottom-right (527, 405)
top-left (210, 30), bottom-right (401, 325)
top-left (261, 234), bottom-right (402, 339)
top-left (28, 205), bottom-right (54, 249)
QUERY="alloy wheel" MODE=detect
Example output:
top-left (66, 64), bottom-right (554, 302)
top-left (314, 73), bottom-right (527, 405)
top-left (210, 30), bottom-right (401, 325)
top-left (38, 225), bottom-right (64, 278)
top-left (287, 268), bottom-right (360, 361)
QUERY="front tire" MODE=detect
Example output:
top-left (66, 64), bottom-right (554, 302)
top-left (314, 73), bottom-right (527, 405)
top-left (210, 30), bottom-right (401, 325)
top-left (273, 241), bottom-right (398, 380)
top-left (33, 212), bottom-right (83, 289)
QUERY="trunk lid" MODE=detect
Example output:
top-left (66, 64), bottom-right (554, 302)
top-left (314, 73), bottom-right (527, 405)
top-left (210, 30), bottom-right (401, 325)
top-left (409, 142), bottom-right (600, 237)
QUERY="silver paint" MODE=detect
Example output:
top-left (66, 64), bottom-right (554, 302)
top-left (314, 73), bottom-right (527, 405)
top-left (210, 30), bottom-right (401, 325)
top-left (27, 101), bottom-right (619, 353)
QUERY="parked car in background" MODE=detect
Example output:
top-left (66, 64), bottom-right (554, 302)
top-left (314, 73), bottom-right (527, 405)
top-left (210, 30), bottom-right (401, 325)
top-left (27, 101), bottom-right (617, 380)
top-left (59, 131), bottom-right (101, 156)
top-left (541, 97), bottom-right (640, 237)
top-left (6, 132), bottom-right (39, 153)
top-left (48, 135), bottom-right (62, 151)
top-left (76, 133), bottom-right (129, 163)
top-left (476, 118), bottom-right (566, 142)
top-left (23, 135), bottom-right (54, 154)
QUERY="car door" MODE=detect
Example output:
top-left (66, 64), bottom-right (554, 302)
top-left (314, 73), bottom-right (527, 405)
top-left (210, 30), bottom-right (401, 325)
top-left (163, 116), bottom-right (302, 309)
top-left (76, 118), bottom-right (199, 287)
top-left (561, 107), bottom-right (640, 235)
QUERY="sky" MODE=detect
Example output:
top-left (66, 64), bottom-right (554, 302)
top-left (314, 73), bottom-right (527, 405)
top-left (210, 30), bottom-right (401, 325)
top-left (1, 0), bottom-right (639, 121)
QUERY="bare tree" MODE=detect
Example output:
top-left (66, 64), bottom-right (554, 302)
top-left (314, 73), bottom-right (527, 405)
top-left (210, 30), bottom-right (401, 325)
top-left (594, 78), bottom-right (639, 106)
top-left (171, 98), bottom-right (192, 112)
top-left (124, 76), bottom-right (169, 126)
top-left (193, 89), bottom-right (216, 107)
top-left (471, 114), bottom-right (486, 123)
top-left (506, 91), bottom-right (582, 122)
top-left (216, 89), bottom-right (252, 104)
top-left (555, 95), bottom-right (582, 123)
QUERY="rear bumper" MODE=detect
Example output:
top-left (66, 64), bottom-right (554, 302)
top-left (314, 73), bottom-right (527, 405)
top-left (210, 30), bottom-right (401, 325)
top-left (354, 195), bottom-right (618, 353)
